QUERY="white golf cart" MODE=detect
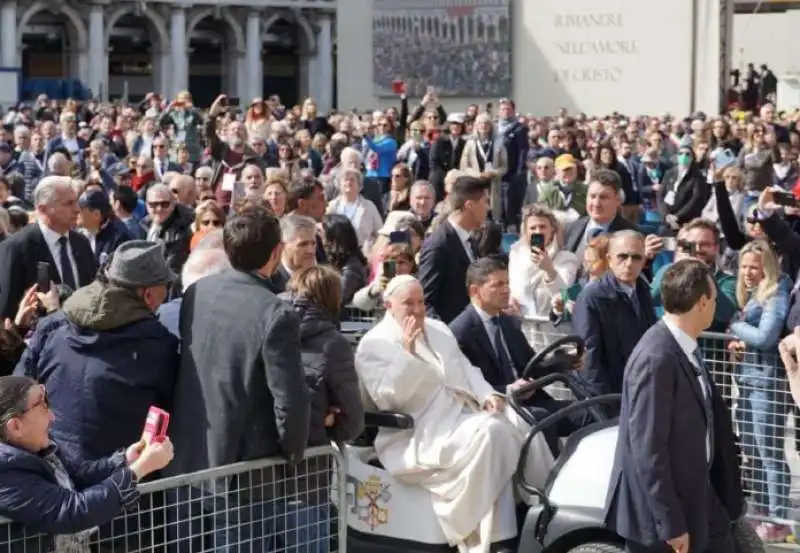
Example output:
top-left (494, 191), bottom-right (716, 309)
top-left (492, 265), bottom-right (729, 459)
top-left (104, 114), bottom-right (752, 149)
top-left (337, 335), bottom-right (765, 553)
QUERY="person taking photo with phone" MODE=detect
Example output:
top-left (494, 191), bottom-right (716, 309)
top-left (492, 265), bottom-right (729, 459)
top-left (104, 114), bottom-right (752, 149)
top-left (508, 204), bottom-right (579, 350)
top-left (0, 375), bottom-right (173, 551)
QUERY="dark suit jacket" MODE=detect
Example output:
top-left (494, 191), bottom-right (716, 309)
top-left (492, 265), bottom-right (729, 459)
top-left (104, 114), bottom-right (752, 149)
top-left (450, 304), bottom-right (543, 390)
top-left (0, 224), bottom-right (97, 319)
top-left (564, 213), bottom-right (638, 254)
top-left (165, 269), bottom-right (310, 477)
top-left (429, 135), bottom-right (465, 201)
top-left (418, 221), bottom-right (471, 324)
top-left (604, 322), bottom-right (731, 551)
top-left (572, 273), bottom-right (657, 397)
top-left (658, 166), bottom-right (710, 228)
top-left (268, 265), bottom-right (291, 294)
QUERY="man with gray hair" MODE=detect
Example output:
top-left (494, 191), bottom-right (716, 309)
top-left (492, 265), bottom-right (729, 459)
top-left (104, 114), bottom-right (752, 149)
top-left (143, 183), bottom-right (193, 274)
top-left (269, 214), bottom-right (317, 292)
top-left (15, 240), bottom-right (179, 461)
top-left (157, 248), bottom-right (231, 338)
top-left (572, 229), bottom-right (657, 400)
top-left (0, 176), bottom-right (96, 318)
top-left (46, 152), bottom-right (71, 177)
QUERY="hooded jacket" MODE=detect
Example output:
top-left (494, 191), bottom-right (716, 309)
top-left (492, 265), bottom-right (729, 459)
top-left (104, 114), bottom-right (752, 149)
top-left (14, 280), bottom-right (178, 460)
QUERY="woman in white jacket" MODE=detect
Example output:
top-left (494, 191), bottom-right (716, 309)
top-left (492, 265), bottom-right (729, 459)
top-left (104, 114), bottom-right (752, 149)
top-left (508, 204), bottom-right (580, 350)
top-left (326, 168), bottom-right (383, 252)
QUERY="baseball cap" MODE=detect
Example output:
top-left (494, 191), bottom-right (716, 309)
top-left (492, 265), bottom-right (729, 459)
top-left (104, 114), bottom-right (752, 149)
top-left (555, 154), bottom-right (578, 170)
top-left (78, 189), bottom-right (111, 213)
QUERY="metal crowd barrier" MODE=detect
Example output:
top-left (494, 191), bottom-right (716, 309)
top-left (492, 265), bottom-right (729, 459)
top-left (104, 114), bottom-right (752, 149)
top-left (0, 445), bottom-right (348, 553)
top-left (522, 315), bottom-right (800, 542)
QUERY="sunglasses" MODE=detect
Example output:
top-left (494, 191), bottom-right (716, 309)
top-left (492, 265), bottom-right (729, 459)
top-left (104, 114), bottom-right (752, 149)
top-left (615, 252), bottom-right (644, 262)
top-left (201, 218), bottom-right (223, 228)
top-left (147, 200), bottom-right (172, 209)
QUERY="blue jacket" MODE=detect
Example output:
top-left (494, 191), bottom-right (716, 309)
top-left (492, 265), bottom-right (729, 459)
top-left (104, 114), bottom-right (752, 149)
top-left (363, 135), bottom-right (398, 178)
top-left (0, 442), bottom-right (139, 539)
top-left (572, 273), bottom-right (657, 397)
top-left (87, 218), bottom-right (134, 266)
top-left (729, 275), bottom-right (791, 388)
top-left (15, 281), bottom-right (178, 461)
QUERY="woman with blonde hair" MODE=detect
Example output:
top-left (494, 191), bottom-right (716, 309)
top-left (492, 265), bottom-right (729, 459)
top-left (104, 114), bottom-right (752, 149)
top-left (295, 128), bottom-right (323, 175)
top-left (245, 98), bottom-right (272, 141)
top-left (158, 90), bottom-right (204, 163)
top-left (509, 204), bottom-right (580, 349)
top-left (727, 240), bottom-right (792, 542)
top-left (702, 166), bottom-right (745, 225)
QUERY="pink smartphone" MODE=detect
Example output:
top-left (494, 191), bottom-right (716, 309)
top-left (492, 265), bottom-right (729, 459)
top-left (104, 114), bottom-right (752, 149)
top-left (141, 406), bottom-right (170, 443)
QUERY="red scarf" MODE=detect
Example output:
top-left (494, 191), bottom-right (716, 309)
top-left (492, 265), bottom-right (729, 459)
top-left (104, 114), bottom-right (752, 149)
top-left (131, 171), bottom-right (155, 192)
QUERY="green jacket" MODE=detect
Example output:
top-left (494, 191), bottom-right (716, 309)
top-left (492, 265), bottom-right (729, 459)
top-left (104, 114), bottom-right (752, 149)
top-left (538, 180), bottom-right (588, 217)
top-left (650, 264), bottom-right (738, 329)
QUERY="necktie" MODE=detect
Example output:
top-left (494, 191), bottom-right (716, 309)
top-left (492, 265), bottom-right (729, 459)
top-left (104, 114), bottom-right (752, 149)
top-left (691, 348), bottom-right (715, 460)
top-left (491, 316), bottom-right (516, 383)
top-left (57, 236), bottom-right (77, 290)
top-left (466, 236), bottom-right (479, 261)
top-left (629, 290), bottom-right (641, 318)
top-left (589, 227), bottom-right (604, 240)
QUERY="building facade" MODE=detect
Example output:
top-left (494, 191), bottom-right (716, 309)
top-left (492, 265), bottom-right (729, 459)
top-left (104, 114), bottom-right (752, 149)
top-left (0, 0), bottom-right (336, 109)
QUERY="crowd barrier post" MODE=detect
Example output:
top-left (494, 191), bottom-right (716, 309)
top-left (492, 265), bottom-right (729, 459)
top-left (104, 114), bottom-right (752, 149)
top-left (0, 444), bottom-right (348, 553)
top-left (521, 314), bottom-right (800, 537)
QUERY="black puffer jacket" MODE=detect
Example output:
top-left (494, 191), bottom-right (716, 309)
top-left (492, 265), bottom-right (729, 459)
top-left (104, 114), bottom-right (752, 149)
top-left (291, 296), bottom-right (364, 446)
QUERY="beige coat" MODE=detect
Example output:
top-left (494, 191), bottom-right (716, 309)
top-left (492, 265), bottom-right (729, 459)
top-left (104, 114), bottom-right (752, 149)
top-left (356, 314), bottom-right (553, 553)
top-left (459, 136), bottom-right (508, 220)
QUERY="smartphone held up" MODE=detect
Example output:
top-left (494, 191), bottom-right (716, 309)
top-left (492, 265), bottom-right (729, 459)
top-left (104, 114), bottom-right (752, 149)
top-left (142, 406), bottom-right (170, 444)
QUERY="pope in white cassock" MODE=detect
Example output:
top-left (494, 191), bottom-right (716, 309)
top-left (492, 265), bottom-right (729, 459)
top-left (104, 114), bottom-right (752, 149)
top-left (355, 274), bottom-right (555, 553)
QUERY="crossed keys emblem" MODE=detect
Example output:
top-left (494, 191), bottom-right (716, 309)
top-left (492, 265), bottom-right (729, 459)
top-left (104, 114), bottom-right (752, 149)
top-left (353, 475), bottom-right (392, 530)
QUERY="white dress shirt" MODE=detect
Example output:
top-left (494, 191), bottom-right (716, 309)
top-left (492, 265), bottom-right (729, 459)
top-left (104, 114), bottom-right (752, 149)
top-left (663, 319), bottom-right (712, 462)
top-left (449, 220), bottom-right (475, 262)
top-left (472, 304), bottom-right (513, 365)
top-left (38, 221), bottom-right (79, 285)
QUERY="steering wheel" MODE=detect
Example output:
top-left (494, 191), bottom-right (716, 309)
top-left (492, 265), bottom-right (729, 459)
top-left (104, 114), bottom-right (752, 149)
top-left (521, 335), bottom-right (585, 380)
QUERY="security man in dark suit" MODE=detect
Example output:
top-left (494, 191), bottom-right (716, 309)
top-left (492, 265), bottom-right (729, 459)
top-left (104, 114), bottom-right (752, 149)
top-left (0, 176), bottom-right (97, 319)
top-left (605, 259), bottom-right (739, 553)
top-left (450, 256), bottom-right (582, 454)
top-left (572, 230), bottom-right (657, 399)
top-left (418, 175), bottom-right (490, 323)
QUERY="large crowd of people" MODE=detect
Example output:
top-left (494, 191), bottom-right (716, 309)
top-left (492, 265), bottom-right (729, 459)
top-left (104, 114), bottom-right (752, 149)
top-left (0, 82), bottom-right (799, 552)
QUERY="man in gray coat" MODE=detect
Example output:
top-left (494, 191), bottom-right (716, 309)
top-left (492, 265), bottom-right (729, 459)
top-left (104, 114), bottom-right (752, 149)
top-left (166, 204), bottom-right (310, 552)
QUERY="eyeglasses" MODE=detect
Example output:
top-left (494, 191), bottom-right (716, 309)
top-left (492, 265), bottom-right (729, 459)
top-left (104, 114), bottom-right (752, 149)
top-left (201, 218), bottom-right (223, 228)
top-left (615, 252), bottom-right (644, 262)
top-left (147, 200), bottom-right (172, 209)
top-left (21, 386), bottom-right (49, 415)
